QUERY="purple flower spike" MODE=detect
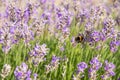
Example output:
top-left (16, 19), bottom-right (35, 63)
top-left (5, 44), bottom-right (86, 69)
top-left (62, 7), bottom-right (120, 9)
top-left (101, 61), bottom-right (115, 80)
top-left (14, 63), bottom-right (31, 80)
top-left (77, 62), bottom-right (87, 73)
top-left (51, 55), bottom-right (60, 63)
top-left (45, 55), bottom-right (60, 73)
top-left (90, 57), bottom-right (102, 70)
top-left (33, 73), bottom-right (38, 80)
top-left (89, 57), bottom-right (102, 80)
top-left (110, 39), bottom-right (119, 53)
top-left (91, 31), bottom-right (100, 42)
top-left (28, 43), bottom-right (49, 66)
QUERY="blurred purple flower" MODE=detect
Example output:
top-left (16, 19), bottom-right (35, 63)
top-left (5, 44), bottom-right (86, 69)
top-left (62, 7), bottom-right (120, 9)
top-left (103, 17), bottom-right (115, 30)
top-left (41, 11), bottom-right (51, 24)
top-left (28, 43), bottom-right (49, 66)
top-left (110, 38), bottom-right (120, 53)
top-left (33, 73), bottom-right (38, 80)
top-left (23, 10), bottom-right (30, 23)
top-left (89, 57), bottom-right (102, 79)
top-left (14, 63), bottom-right (31, 80)
top-left (116, 16), bottom-right (120, 26)
top-left (90, 57), bottom-right (102, 70)
top-left (45, 55), bottom-right (60, 73)
top-left (101, 61), bottom-right (115, 80)
top-left (60, 46), bottom-right (65, 52)
top-left (91, 31), bottom-right (100, 42)
top-left (85, 22), bottom-right (94, 32)
top-left (38, 0), bottom-right (46, 4)
top-left (5, 5), bottom-right (22, 23)
top-left (77, 62), bottom-right (87, 74)
top-left (51, 55), bottom-right (60, 63)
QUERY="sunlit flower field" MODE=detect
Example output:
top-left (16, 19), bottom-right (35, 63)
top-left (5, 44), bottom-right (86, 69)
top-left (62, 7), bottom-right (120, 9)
top-left (0, 0), bottom-right (120, 80)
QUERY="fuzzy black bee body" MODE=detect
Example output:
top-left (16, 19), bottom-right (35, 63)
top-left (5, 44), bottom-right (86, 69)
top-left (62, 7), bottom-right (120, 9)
top-left (75, 34), bottom-right (85, 43)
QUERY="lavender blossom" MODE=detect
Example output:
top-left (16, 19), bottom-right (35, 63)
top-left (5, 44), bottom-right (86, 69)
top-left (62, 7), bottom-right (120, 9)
top-left (28, 43), bottom-right (49, 66)
top-left (22, 24), bottom-right (34, 44)
top-left (85, 22), bottom-right (94, 32)
top-left (76, 8), bottom-right (89, 25)
top-left (110, 39), bottom-right (118, 53)
top-left (0, 64), bottom-right (11, 79)
top-left (103, 17), bottom-right (115, 29)
top-left (101, 16), bottom-right (117, 40)
top-left (73, 62), bottom-right (87, 80)
top-left (60, 46), bottom-right (65, 52)
top-left (55, 7), bottom-right (72, 30)
top-left (77, 62), bottom-right (88, 74)
top-left (41, 11), bottom-right (51, 24)
top-left (116, 16), bottom-right (120, 26)
top-left (101, 61), bottom-right (115, 80)
top-left (14, 63), bottom-right (32, 80)
top-left (5, 5), bottom-right (22, 23)
top-left (0, 23), bottom-right (13, 54)
top-left (91, 31), bottom-right (100, 42)
top-left (30, 19), bottom-right (45, 37)
top-left (62, 27), bottom-right (70, 38)
top-left (103, 17), bottom-right (116, 38)
top-left (38, 0), bottom-right (46, 4)
top-left (33, 73), bottom-right (38, 80)
top-left (23, 9), bottom-right (31, 24)
top-left (45, 55), bottom-right (60, 73)
top-left (89, 57), bottom-right (102, 80)
top-left (55, 8), bottom-right (71, 49)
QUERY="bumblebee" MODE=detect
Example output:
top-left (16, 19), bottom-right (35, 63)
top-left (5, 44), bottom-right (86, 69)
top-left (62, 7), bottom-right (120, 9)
top-left (75, 34), bottom-right (85, 43)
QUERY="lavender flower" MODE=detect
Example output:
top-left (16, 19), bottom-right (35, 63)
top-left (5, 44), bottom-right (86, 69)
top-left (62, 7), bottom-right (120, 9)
top-left (22, 24), bottom-right (34, 44)
top-left (103, 17), bottom-right (115, 29)
top-left (28, 43), bottom-right (49, 66)
top-left (0, 23), bottom-right (13, 54)
top-left (73, 0), bottom-right (81, 12)
top-left (56, 28), bottom-right (70, 51)
top-left (38, 0), bottom-right (46, 4)
top-left (103, 17), bottom-right (116, 38)
top-left (45, 55), bottom-right (60, 73)
top-left (23, 3), bottom-right (34, 23)
top-left (77, 62), bottom-right (88, 74)
top-left (75, 8), bottom-right (89, 25)
top-left (41, 11), bottom-right (51, 24)
top-left (30, 19), bottom-right (45, 37)
top-left (51, 55), bottom-right (60, 63)
top-left (110, 39), bottom-right (119, 53)
top-left (62, 27), bottom-right (70, 38)
top-left (73, 62), bottom-right (87, 80)
top-left (116, 16), bottom-right (120, 26)
top-left (101, 61), bottom-right (115, 80)
top-left (33, 73), bottom-right (38, 80)
top-left (85, 22), bottom-right (94, 32)
top-left (0, 64), bottom-right (11, 79)
top-left (57, 27), bottom-right (70, 47)
top-left (5, 5), bottom-right (20, 22)
top-left (91, 31), bottom-right (100, 42)
top-left (60, 46), bottom-right (65, 52)
top-left (89, 57), bottom-right (102, 80)
top-left (14, 63), bottom-right (32, 80)
top-left (23, 9), bottom-right (31, 24)
top-left (2, 44), bottom-right (12, 54)
top-left (99, 31), bottom-right (106, 41)
top-left (55, 7), bottom-right (72, 30)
